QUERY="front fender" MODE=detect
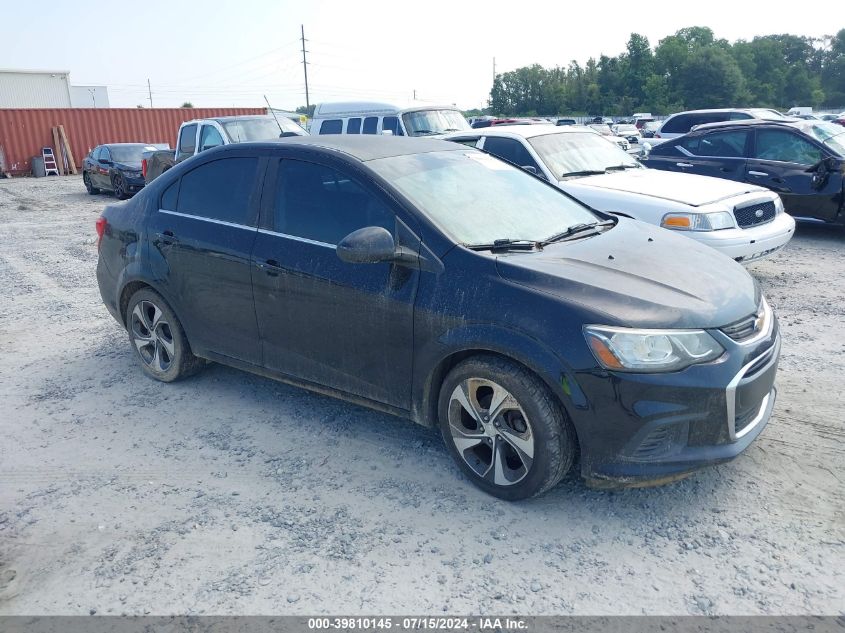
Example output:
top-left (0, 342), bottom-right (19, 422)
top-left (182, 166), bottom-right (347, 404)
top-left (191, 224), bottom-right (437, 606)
top-left (410, 323), bottom-right (588, 427)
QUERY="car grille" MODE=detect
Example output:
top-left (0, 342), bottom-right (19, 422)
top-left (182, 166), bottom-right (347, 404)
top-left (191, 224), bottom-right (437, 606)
top-left (734, 201), bottom-right (776, 228)
top-left (720, 300), bottom-right (769, 342)
top-left (616, 140), bottom-right (629, 150)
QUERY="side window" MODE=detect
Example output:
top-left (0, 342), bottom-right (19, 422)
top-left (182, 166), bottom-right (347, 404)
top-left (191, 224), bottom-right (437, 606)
top-left (177, 124), bottom-right (197, 160)
top-left (100, 147), bottom-right (112, 162)
top-left (730, 112), bottom-right (753, 120)
top-left (382, 116), bottom-right (403, 136)
top-left (660, 115), bottom-right (688, 134)
top-left (346, 118), bottom-right (361, 134)
top-left (93, 147), bottom-right (104, 161)
top-left (753, 130), bottom-right (823, 165)
top-left (199, 125), bottom-right (224, 152)
top-left (318, 119), bottom-right (343, 134)
top-left (449, 137), bottom-right (480, 147)
top-left (362, 117), bottom-right (378, 134)
top-left (274, 160), bottom-right (393, 245)
top-left (482, 137), bottom-right (540, 171)
top-left (161, 179), bottom-right (179, 210)
top-left (176, 157), bottom-right (258, 225)
top-left (691, 130), bottom-right (749, 157)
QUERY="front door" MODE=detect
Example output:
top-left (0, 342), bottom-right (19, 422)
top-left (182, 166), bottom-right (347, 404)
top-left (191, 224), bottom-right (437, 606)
top-left (251, 158), bottom-right (418, 409)
top-left (147, 155), bottom-right (263, 363)
top-left (746, 128), bottom-right (843, 222)
top-left (673, 128), bottom-right (750, 182)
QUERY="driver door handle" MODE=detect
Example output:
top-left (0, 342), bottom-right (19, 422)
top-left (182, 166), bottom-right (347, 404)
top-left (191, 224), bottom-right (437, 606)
top-left (676, 162), bottom-right (693, 168)
top-left (748, 170), bottom-right (769, 177)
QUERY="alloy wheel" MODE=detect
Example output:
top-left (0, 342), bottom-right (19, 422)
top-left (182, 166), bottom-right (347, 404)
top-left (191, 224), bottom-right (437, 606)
top-left (113, 174), bottom-right (125, 198)
top-left (447, 378), bottom-right (535, 486)
top-left (130, 300), bottom-right (175, 374)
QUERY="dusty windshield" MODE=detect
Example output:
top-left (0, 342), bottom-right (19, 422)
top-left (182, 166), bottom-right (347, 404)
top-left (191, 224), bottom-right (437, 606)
top-left (368, 149), bottom-right (599, 246)
top-left (402, 110), bottom-right (470, 136)
top-left (805, 123), bottom-right (845, 156)
top-left (222, 117), bottom-right (304, 142)
top-left (529, 131), bottom-right (641, 178)
top-left (110, 145), bottom-right (157, 163)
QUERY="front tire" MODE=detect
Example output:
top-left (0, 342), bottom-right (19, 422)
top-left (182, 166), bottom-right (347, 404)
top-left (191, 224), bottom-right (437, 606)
top-left (83, 172), bottom-right (99, 195)
top-left (438, 355), bottom-right (575, 500)
top-left (125, 288), bottom-right (204, 382)
top-left (112, 173), bottom-right (129, 200)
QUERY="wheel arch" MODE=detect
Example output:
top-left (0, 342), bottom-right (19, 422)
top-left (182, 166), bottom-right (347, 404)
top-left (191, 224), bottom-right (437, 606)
top-left (412, 327), bottom-right (587, 436)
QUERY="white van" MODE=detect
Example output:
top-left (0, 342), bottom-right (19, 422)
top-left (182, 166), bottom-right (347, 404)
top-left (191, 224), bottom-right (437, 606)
top-left (309, 100), bottom-right (470, 137)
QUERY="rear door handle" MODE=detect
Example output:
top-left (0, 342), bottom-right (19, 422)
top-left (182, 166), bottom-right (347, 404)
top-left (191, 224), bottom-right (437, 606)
top-left (256, 259), bottom-right (283, 276)
top-left (156, 230), bottom-right (179, 244)
top-left (676, 162), bottom-right (693, 168)
top-left (748, 170), bottom-right (769, 177)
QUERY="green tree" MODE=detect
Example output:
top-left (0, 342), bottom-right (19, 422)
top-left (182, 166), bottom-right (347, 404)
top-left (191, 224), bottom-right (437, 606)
top-left (181, 102), bottom-right (194, 108)
top-left (679, 47), bottom-right (745, 109)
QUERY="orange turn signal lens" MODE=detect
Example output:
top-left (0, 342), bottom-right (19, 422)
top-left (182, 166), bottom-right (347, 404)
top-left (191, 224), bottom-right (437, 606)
top-left (587, 337), bottom-right (624, 370)
top-left (662, 215), bottom-right (691, 228)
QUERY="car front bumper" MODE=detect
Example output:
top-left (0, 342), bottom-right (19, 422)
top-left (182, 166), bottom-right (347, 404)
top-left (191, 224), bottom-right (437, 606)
top-left (686, 212), bottom-right (795, 262)
top-left (570, 318), bottom-right (780, 487)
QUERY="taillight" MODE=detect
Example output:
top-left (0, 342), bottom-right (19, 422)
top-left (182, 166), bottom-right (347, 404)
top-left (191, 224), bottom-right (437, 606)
top-left (96, 216), bottom-right (107, 251)
top-left (654, 132), bottom-right (661, 138)
top-left (141, 158), bottom-right (147, 179)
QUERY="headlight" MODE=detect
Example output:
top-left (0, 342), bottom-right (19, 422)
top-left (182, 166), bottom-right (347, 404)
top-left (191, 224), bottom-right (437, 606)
top-left (661, 211), bottom-right (735, 231)
top-left (583, 325), bottom-right (725, 372)
top-left (124, 170), bottom-right (142, 179)
top-left (773, 196), bottom-right (784, 215)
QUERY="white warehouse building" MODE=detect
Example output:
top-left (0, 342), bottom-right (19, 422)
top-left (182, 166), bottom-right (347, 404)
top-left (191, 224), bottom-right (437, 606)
top-left (0, 69), bottom-right (109, 108)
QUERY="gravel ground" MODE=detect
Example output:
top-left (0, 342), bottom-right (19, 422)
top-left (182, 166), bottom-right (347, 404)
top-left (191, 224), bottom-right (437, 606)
top-left (0, 175), bottom-right (842, 616)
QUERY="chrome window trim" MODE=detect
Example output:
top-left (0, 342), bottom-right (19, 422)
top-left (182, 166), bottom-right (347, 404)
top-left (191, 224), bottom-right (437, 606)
top-left (158, 209), bottom-right (256, 231)
top-left (256, 228), bottom-right (335, 249)
top-left (725, 335), bottom-right (780, 440)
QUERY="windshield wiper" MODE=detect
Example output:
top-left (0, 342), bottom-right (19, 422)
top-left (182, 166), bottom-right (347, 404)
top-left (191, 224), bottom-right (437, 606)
top-left (605, 164), bottom-right (639, 171)
top-left (412, 130), bottom-right (437, 136)
top-left (561, 169), bottom-right (606, 177)
top-left (466, 238), bottom-right (540, 252)
top-left (442, 128), bottom-right (462, 132)
top-left (538, 220), bottom-right (616, 247)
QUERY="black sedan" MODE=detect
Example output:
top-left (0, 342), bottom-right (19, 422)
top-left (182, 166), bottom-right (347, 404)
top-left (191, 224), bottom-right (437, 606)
top-left (83, 143), bottom-right (158, 200)
top-left (644, 120), bottom-right (845, 224)
top-left (96, 136), bottom-right (779, 499)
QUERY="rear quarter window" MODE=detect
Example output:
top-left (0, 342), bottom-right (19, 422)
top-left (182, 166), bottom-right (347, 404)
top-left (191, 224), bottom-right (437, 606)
top-left (660, 115), bottom-right (688, 134)
top-left (161, 180), bottom-right (179, 210)
top-left (176, 157), bottom-right (259, 226)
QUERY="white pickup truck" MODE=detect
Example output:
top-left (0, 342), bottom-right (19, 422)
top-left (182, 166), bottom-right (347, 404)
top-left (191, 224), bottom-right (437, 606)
top-left (142, 114), bottom-right (307, 182)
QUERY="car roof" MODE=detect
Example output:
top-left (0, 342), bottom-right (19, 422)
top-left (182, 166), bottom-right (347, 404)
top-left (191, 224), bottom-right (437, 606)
top-left (226, 135), bottom-right (463, 162)
top-left (451, 124), bottom-right (597, 139)
top-left (689, 119), bottom-right (808, 134)
top-left (102, 143), bottom-right (155, 148)
top-left (312, 100), bottom-right (457, 118)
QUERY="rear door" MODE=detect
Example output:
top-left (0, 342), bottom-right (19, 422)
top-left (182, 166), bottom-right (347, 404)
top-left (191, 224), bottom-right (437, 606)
top-left (175, 124), bottom-right (198, 162)
top-left (251, 157), bottom-right (419, 409)
top-left (148, 154), bottom-right (263, 363)
top-left (746, 127), bottom-right (842, 221)
top-left (672, 129), bottom-right (750, 181)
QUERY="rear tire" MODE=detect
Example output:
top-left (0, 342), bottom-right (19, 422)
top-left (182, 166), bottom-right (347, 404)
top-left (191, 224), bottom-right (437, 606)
top-left (83, 172), bottom-right (99, 195)
top-left (438, 355), bottom-right (575, 500)
top-left (125, 288), bottom-right (205, 382)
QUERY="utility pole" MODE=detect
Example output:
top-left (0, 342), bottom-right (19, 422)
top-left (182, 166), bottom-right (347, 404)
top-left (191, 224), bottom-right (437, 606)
top-left (147, 78), bottom-right (153, 108)
top-left (413, 89), bottom-right (416, 100)
top-left (301, 25), bottom-right (310, 110)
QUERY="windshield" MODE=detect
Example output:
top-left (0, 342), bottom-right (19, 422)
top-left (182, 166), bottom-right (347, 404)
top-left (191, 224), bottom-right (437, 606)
top-left (529, 131), bottom-right (640, 178)
top-left (222, 117), bottom-right (304, 142)
top-left (805, 122), bottom-right (845, 156)
top-left (402, 109), bottom-right (470, 136)
top-left (109, 145), bottom-right (157, 163)
top-left (615, 125), bottom-right (638, 134)
top-left (588, 124), bottom-right (612, 135)
top-left (368, 149), bottom-right (599, 246)
top-left (751, 109), bottom-right (789, 121)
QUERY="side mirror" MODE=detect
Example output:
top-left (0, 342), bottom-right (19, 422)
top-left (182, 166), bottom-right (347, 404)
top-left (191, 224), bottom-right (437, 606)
top-left (337, 226), bottom-right (398, 264)
top-left (98, 158), bottom-right (111, 165)
top-left (641, 142), bottom-right (652, 157)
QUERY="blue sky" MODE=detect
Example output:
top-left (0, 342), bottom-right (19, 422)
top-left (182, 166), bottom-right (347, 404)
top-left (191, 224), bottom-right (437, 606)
top-left (2, 0), bottom-right (838, 110)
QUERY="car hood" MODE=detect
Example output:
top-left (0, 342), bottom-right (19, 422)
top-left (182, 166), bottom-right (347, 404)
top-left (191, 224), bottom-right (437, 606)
top-left (570, 168), bottom-right (765, 206)
top-left (115, 161), bottom-right (142, 171)
top-left (495, 218), bottom-right (758, 329)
